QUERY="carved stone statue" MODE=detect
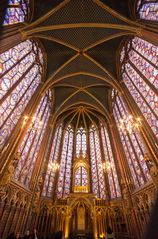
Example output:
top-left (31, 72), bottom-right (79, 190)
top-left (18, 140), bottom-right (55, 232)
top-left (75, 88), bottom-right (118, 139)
top-left (47, 203), bottom-right (53, 214)
top-left (32, 176), bottom-right (43, 212)
top-left (0, 184), bottom-right (9, 201)
top-left (0, 139), bottom-right (9, 157)
top-left (0, 164), bottom-right (15, 186)
top-left (144, 153), bottom-right (158, 187)
top-left (0, 151), bottom-right (21, 186)
top-left (121, 179), bottom-right (132, 210)
top-left (0, 139), bottom-right (3, 153)
top-left (13, 151), bottom-right (21, 166)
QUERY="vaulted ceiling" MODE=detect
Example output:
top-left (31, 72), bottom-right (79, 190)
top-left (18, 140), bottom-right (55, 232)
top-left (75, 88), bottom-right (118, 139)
top-left (22, 0), bottom-right (138, 127)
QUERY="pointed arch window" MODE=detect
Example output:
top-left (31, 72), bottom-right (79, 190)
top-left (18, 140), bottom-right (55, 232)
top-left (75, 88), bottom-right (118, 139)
top-left (113, 93), bottom-right (151, 188)
top-left (0, 40), bottom-right (43, 149)
top-left (74, 166), bottom-right (88, 187)
top-left (42, 125), bottom-right (62, 197)
top-left (57, 125), bottom-right (74, 198)
top-left (120, 37), bottom-right (158, 138)
top-left (89, 125), bottom-right (106, 199)
top-left (14, 92), bottom-right (51, 187)
top-left (137, 0), bottom-right (158, 21)
top-left (101, 125), bottom-right (121, 198)
top-left (3, 0), bottom-right (30, 25)
top-left (76, 127), bottom-right (87, 158)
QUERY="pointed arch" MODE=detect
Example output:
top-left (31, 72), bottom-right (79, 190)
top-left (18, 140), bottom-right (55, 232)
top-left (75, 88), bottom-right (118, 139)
top-left (0, 40), bottom-right (44, 148)
top-left (76, 127), bottom-right (87, 158)
top-left (3, 0), bottom-right (30, 26)
top-left (137, 0), bottom-right (158, 22)
top-left (113, 92), bottom-right (151, 188)
top-left (89, 124), bottom-right (106, 199)
top-left (42, 124), bottom-right (63, 197)
top-left (57, 124), bottom-right (74, 198)
top-left (14, 91), bottom-right (52, 187)
top-left (120, 37), bottom-right (158, 139)
top-left (101, 123), bottom-right (121, 198)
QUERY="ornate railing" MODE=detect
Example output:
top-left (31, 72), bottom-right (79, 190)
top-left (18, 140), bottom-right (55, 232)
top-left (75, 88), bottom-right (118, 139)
top-left (74, 185), bottom-right (89, 193)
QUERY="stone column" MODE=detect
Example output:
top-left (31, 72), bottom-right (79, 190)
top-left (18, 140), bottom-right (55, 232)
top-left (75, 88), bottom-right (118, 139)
top-left (137, 28), bottom-right (158, 47)
top-left (65, 214), bottom-right (70, 239)
top-left (0, 24), bottom-right (24, 54)
top-left (92, 210), bottom-right (98, 239)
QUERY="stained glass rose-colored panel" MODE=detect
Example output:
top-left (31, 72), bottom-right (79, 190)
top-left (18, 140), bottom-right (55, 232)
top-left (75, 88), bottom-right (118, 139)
top-left (42, 125), bottom-right (62, 197)
top-left (57, 126), bottom-right (73, 198)
top-left (113, 93), bottom-right (151, 188)
top-left (76, 127), bottom-right (87, 158)
top-left (120, 37), bottom-right (158, 139)
top-left (138, 1), bottom-right (158, 21)
top-left (0, 40), bottom-right (43, 147)
top-left (89, 126), bottom-right (106, 199)
top-left (14, 92), bottom-right (51, 187)
top-left (4, 0), bottom-right (29, 25)
top-left (101, 125), bottom-right (121, 198)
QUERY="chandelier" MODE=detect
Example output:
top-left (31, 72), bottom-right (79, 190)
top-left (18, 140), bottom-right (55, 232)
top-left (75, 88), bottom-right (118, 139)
top-left (22, 115), bottom-right (43, 130)
top-left (119, 115), bottom-right (142, 134)
top-left (0, 63), bottom-right (3, 74)
top-left (101, 162), bottom-right (112, 173)
top-left (48, 162), bottom-right (60, 172)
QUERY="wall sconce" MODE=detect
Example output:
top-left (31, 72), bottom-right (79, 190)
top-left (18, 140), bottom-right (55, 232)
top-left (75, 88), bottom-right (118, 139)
top-left (48, 162), bottom-right (60, 172)
top-left (119, 114), bottom-right (142, 134)
top-left (101, 162), bottom-right (112, 173)
top-left (0, 63), bottom-right (3, 74)
top-left (22, 115), bottom-right (43, 130)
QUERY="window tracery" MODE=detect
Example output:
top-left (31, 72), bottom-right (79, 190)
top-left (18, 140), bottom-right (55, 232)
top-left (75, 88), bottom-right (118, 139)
top-left (4, 0), bottom-right (30, 25)
top-left (14, 91), bottom-right (51, 187)
top-left (42, 125), bottom-right (62, 197)
top-left (101, 125), bottom-right (121, 198)
top-left (113, 93), bottom-right (151, 188)
top-left (137, 0), bottom-right (158, 21)
top-left (74, 166), bottom-right (88, 187)
top-left (89, 125), bottom-right (106, 199)
top-left (57, 125), bottom-right (74, 198)
top-left (120, 37), bottom-right (158, 139)
top-left (76, 127), bottom-right (87, 158)
top-left (0, 40), bottom-right (43, 148)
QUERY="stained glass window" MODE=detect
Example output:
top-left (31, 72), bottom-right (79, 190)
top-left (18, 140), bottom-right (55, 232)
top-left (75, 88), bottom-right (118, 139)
top-left (74, 166), bottom-right (88, 186)
top-left (40, 128), bottom-right (54, 170)
top-left (76, 127), bottom-right (87, 158)
top-left (113, 93), bottom-right (151, 188)
top-left (14, 92), bottom-right (51, 187)
top-left (3, 0), bottom-right (29, 25)
top-left (42, 125), bottom-right (62, 197)
top-left (0, 40), bottom-right (43, 149)
top-left (57, 125), bottom-right (74, 198)
top-left (137, 0), bottom-right (158, 21)
top-left (120, 37), bottom-right (158, 138)
top-left (89, 125), bottom-right (106, 199)
top-left (101, 125), bottom-right (121, 198)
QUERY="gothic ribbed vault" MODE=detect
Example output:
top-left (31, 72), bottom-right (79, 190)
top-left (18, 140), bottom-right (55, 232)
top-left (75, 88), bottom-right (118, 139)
top-left (21, 0), bottom-right (144, 125)
top-left (0, 1), bottom-right (158, 239)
